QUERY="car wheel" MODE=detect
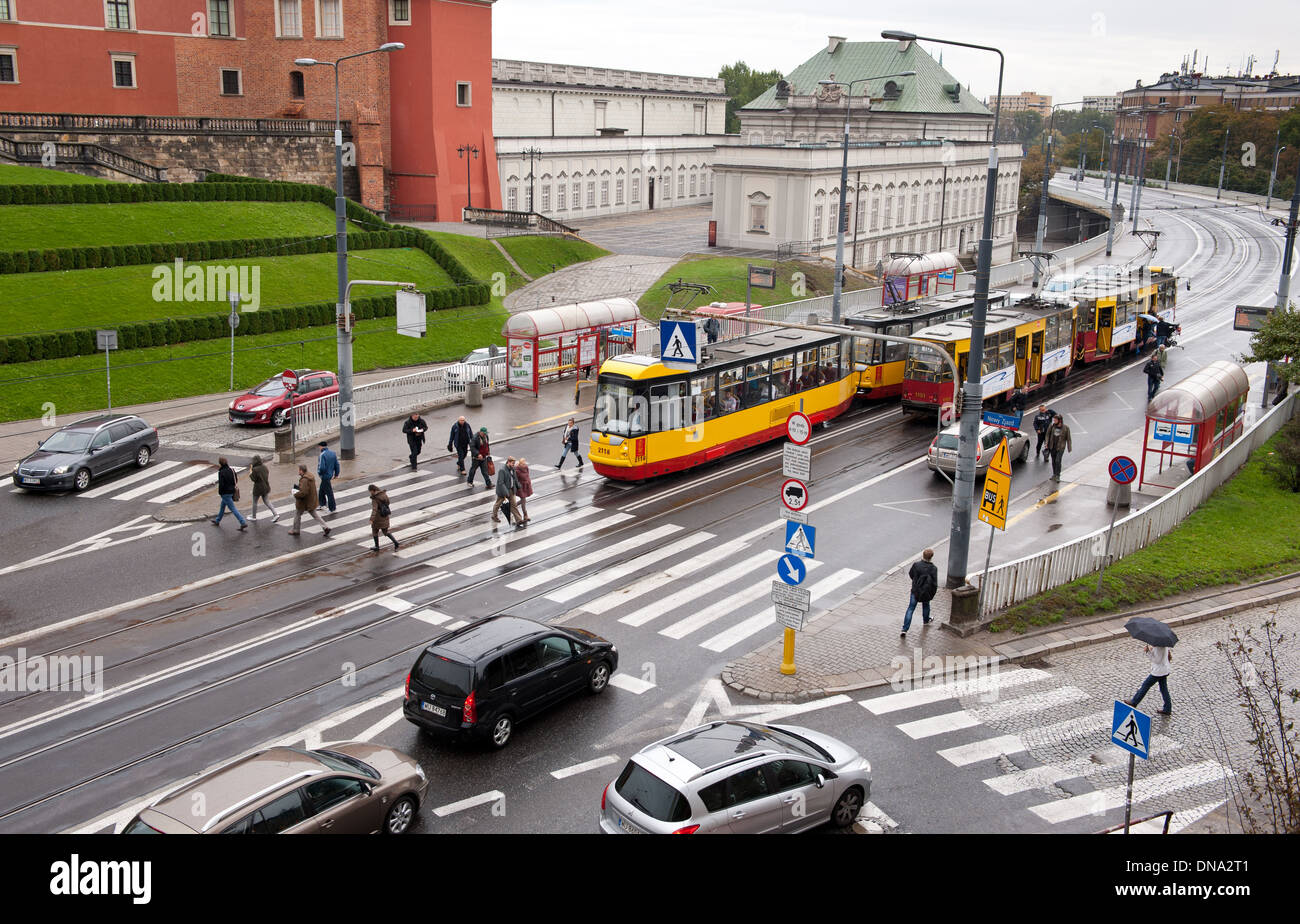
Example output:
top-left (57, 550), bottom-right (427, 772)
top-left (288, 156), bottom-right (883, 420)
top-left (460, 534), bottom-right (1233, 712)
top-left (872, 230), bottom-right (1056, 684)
top-left (1018, 440), bottom-right (1030, 463)
top-left (384, 795), bottom-right (418, 835)
top-left (488, 713), bottom-right (514, 749)
top-left (830, 786), bottom-right (865, 829)
top-left (135, 445), bottom-right (151, 468)
top-left (271, 408), bottom-right (287, 428)
top-left (588, 662), bottom-right (611, 694)
top-left (73, 468), bottom-right (92, 492)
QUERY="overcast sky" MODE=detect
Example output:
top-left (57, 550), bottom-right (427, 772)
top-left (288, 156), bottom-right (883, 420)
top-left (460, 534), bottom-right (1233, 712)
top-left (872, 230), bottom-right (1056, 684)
top-left (493, 1), bottom-right (1299, 108)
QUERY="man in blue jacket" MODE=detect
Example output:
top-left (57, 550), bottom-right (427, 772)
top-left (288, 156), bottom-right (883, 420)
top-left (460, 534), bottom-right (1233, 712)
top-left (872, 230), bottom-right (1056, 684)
top-left (317, 441), bottom-right (340, 514)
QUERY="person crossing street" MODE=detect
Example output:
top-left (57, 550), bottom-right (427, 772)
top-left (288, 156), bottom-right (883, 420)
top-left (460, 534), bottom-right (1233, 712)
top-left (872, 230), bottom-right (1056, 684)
top-left (1144, 354), bottom-right (1164, 402)
top-left (491, 457), bottom-right (521, 526)
top-left (248, 455), bottom-right (278, 522)
top-left (467, 427), bottom-right (493, 488)
top-left (1032, 404), bottom-right (1054, 459)
top-left (288, 464), bottom-right (331, 537)
top-left (402, 413), bottom-right (427, 469)
top-left (447, 415), bottom-right (473, 475)
top-left (210, 457), bottom-right (248, 530)
top-left (368, 484), bottom-right (400, 552)
top-left (557, 418), bottom-right (583, 469)
top-left (316, 441), bottom-right (340, 514)
top-left (1044, 414), bottom-right (1072, 482)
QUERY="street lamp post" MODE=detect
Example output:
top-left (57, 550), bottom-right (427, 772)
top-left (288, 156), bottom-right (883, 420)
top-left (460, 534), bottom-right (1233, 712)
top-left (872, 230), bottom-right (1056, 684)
top-left (1217, 125), bottom-right (1231, 200)
top-left (1165, 131), bottom-right (1177, 190)
top-left (1267, 130), bottom-right (1285, 210)
top-left (1031, 100), bottom-right (1087, 288)
top-left (294, 42), bottom-right (403, 461)
top-left (883, 29), bottom-right (1003, 590)
top-left (521, 146), bottom-right (543, 213)
top-left (1105, 132), bottom-right (1123, 256)
top-left (818, 69), bottom-right (917, 323)
top-left (458, 144), bottom-right (480, 212)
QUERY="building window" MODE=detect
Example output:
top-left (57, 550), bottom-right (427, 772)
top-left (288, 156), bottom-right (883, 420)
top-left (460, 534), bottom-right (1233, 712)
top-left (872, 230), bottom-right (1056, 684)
top-left (587, 182), bottom-right (596, 208)
top-left (105, 0), bottom-right (132, 30)
top-left (1174, 111), bottom-right (1182, 122)
top-left (557, 182), bottom-right (566, 210)
top-left (910, 193), bottom-right (918, 224)
top-left (677, 173), bottom-right (685, 198)
top-left (749, 202), bottom-right (768, 232)
top-left (0, 1), bottom-right (13, 22)
top-left (389, 0), bottom-right (410, 24)
top-left (316, 0), bottom-right (342, 38)
top-left (690, 172), bottom-right (697, 197)
top-left (208, 1), bottom-right (232, 36)
top-left (507, 186), bottom-right (518, 211)
top-left (631, 176), bottom-right (640, 204)
top-left (615, 178), bottom-right (624, 205)
top-left (663, 169), bottom-right (672, 198)
top-left (856, 197), bottom-right (865, 231)
top-left (571, 182), bottom-right (581, 208)
top-left (0, 48), bottom-right (16, 84)
top-left (456, 82), bottom-right (471, 107)
top-left (1189, 95), bottom-right (1197, 104)
top-left (220, 68), bottom-right (241, 95)
top-left (897, 194), bottom-right (906, 225)
top-left (600, 179), bottom-right (609, 206)
top-left (277, 0), bottom-right (302, 37)
top-left (813, 205), bottom-right (823, 239)
top-left (883, 194), bottom-right (893, 228)
top-left (111, 54), bottom-right (136, 88)
top-left (290, 70), bottom-right (305, 98)
top-left (594, 100), bottom-right (607, 131)
top-left (541, 184), bottom-right (551, 211)
top-left (870, 196), bottom-right (880, 231)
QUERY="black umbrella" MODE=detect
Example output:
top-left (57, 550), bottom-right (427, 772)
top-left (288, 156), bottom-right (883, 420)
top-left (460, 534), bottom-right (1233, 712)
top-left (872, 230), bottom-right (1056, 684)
top-left (1124, 617), bottom-right (1178, 647)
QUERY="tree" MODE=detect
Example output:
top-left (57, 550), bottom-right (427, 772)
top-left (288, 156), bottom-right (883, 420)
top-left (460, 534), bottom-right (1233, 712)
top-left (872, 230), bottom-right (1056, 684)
top-left (718, 61), bottom-right (785, 134)
top-left (1241, 308), bottom-right (1300, 385)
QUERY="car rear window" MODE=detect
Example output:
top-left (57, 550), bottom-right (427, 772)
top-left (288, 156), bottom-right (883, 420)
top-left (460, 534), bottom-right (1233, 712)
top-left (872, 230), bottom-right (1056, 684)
top-left (413, 652), bottom-right (473, 698)
top-left (934, 434), bottom-right (958, 450)
top-left (615, 760), bottom-right (690, 823)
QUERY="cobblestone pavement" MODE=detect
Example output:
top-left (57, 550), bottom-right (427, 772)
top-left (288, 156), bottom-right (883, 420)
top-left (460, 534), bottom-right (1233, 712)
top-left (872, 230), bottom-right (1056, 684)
top-left (503, 254), bottom-right (677, 314)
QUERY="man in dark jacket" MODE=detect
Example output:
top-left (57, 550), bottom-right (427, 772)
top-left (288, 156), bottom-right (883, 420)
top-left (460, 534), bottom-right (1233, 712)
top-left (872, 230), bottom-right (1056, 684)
top-left (1045, 414), bottom-right (1072, 482)
top-left (901, 549), bottom-right (939, 636)
top-left (466, 426), bottom-right (493, 488)
top-left (447, 415), bottom-right (473, 474)
top-left (1032, 405), bottom-right (1054, 459)
top-left (403, 413), bottom-right (427, 469)
top-left (1144, 355), bottom-right (1164, 401)
top-left (211, 457), bottom-right (247, 530)
top-left (316, 441), bottom-right (340, 513)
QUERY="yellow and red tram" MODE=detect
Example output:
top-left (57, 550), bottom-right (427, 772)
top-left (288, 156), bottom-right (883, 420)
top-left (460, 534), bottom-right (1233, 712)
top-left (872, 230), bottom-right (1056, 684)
top-left (588, 327), bottom-right (856, 480)
top-left (1063, 266), bottom-right (1177, 364)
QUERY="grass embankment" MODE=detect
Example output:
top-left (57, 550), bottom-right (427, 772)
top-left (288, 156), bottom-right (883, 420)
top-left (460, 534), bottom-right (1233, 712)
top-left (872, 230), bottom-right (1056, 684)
top-left (988, 430), bottom-right (1300, 634)
top-left (0, 247), bottom-right (453, 333)
top-left (636, 255), bottom-right (873, 320)
top-left (0, 301), bottom-right (509, 421)
top-left (0, 165), bottom-right (110, 185)
top-left (497, 235), bottom-right (609, 278)
top-left (0, 201), bottom-right (348, 250)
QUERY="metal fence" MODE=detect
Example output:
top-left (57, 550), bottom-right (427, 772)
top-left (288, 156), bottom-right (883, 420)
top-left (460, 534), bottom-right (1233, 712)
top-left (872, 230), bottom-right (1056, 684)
top-left (0, 112), bottom-right (341, 136)
top-left (288, 358), bottom-right (506, 445)
top-left (976, 394), bottom-right (1298, 617)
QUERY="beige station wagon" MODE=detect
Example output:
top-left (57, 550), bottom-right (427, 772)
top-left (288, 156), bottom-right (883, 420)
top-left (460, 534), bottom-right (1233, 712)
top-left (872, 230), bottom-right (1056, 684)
top-left (121, 743), bottom-right (428, 835)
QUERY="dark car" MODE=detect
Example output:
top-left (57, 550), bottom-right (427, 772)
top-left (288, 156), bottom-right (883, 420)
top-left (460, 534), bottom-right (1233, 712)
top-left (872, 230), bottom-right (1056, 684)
top-left (12, 414), bottom-right (158, 492)
top-left (403, 615), bottom-right (618, 749)
top-left (228, 369), bottom-right (338, 426)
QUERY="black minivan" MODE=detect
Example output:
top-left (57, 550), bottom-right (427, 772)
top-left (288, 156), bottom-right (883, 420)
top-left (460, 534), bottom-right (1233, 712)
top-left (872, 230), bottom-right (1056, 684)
top-left (403, 615), bottom-right (618, 749)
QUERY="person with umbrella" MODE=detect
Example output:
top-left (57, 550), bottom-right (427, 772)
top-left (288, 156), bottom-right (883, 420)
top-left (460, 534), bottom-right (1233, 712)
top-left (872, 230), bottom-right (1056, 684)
top-left (1122, 617), bottom-right (1176, 716)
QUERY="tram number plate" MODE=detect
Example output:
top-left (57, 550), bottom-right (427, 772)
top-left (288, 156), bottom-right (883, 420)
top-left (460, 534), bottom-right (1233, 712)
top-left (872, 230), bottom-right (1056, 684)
top-left (421, 701), bottom-right (447, 717)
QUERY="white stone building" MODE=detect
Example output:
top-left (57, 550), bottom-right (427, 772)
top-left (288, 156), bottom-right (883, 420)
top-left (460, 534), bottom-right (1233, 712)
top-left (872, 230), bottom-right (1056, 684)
top-left (712, 37), bottom-right (1023, 265)
top-left (492, 58), bottom-right (733, 220)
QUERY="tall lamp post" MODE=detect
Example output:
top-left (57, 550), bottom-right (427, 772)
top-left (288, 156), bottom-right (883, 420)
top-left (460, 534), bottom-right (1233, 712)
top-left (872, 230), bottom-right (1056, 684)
top-left (521, 145), bottom-right (543, 213)
top-left (1266, 130), bottom-right (1285, 210)
top-left (1031, 100), bottom-right (1087, 289)
top-left (1090, 123), bottom-right (1109, 194)
top-left (1217, 125), bottom-right (1231, 200)
top-left (883, 29), bottom-right (1003, 590)
top-left (818, 69), bottom-right (917, 323)
top-left (458, 144), bottom-right (480, 212)
top-left (294, 42), bottom-right (404, 461)
top-left (1105, 131), bottom-right (1123, 256)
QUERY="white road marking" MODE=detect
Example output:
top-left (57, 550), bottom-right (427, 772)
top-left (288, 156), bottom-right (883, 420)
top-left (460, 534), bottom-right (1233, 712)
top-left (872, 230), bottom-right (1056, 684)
top-left (457, 512), bottom-right (633, 577)
top-left (620, 549), bottom-right (781, 627)
top-left (106, 463), bottom-right (220, 501)
top-left (76, 460), bottom-right (182, 497)
top-left (509, 524), bottom-right (683, 592)
top-left (677, 678), bottom-right (772, 735)
top-left (608, 674), bottom-right (655, 694)
top-left (433, 790), bottom-right (505, 817)
top-left (374, 597), bottom-right (413, 613)
top-left (897, 710), bottom-right (982, 739)
top-left (699, 567), bottom-right (861, 652)
top-left (550, 755), bottom-right (620, 780)
top-left (938, 735), bottom-right (1027, 767)
top-left (352, 707), bottom-right (407, 744)
top-left (444, 620), bottom-right (468, 630)
top-left (551, 530), bottom-right (715, 604)
top-left (860, 801), bottom-right (899, 830)
top-left (1028, 760), bottom-right (1233, 825)
top-left (982, 734), bottom-right (1182, 795)
top-left (859, 668), bottom-right (1049, 715)
top-left (754, 694), bottom-right (854, 724)
top-left (660, 559), bottom-right (822, 639)
top-left (406, 608), bottom-right (451, 627)
top-left (148, 467), bottom-right (245, 505)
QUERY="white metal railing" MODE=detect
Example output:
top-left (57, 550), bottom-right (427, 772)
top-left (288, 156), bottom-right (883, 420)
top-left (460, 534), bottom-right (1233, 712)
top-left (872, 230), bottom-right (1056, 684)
top-left (976, 394), bottom-right (1298, 616)
top-left (288, 358), bottom-right (505, 444)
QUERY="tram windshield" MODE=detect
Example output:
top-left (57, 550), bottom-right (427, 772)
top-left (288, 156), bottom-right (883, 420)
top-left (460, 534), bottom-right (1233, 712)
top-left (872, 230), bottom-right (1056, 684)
top-left (594, 379), bottom-right (648, 436)
top-left (904, 343), bottom-right (955, 383)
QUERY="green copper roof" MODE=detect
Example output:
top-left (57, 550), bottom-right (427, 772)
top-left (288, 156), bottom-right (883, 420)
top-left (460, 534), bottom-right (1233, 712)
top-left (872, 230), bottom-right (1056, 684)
top-left (742, 41), bottom-right (991, 116)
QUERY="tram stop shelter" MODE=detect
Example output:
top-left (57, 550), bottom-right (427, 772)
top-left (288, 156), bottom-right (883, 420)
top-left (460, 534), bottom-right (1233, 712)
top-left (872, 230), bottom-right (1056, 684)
top-left (1139, 360), bottom-right (1250, 490)
top-left (882, 252), bottom-right (960, 305)
top-left (502, 297), bottom-right (643, 394)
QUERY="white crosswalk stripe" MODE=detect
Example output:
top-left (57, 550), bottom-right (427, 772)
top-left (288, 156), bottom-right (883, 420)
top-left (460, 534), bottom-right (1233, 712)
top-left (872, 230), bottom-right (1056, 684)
top-left (1028, 760), bottom-right (1233, 825)
top-left (548, 530), bottom-right (715, 604)
top-left (619, 550), bottom-right (782, 628)
top-left (700, 567), bottom-right (862, 652)
top-left (507, 524), bottom-right (683, 592)
top-left (661, 558), bottom-right (823, 639)
top-left (77, 460), bottom-right (183, 497)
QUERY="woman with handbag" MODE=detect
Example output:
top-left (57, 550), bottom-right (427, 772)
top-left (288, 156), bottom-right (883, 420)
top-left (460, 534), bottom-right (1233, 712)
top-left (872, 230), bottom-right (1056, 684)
top-left (515, 457), bottom-right (534, 524)
top-left (368, 484), bottom-right (399, 551)
top-left (466, 426), bottom-right (494, 488)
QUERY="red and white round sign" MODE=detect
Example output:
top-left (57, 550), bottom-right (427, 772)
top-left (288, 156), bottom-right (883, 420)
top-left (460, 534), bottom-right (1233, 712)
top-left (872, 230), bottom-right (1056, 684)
top-left (780, 478), bottom-right (809, 512)
top-left (280, 369), bottom-right (299, 391)
top-left (786, 412), bottom-right (812, 445)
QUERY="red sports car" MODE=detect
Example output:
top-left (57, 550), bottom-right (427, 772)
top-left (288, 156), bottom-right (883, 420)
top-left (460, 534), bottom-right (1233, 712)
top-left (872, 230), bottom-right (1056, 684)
top-left (229, 370), bottom-right (338, 426)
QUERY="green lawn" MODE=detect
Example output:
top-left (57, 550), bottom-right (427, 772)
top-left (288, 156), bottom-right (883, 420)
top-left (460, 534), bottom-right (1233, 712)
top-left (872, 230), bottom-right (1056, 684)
top-left (0, 299), bottom-right (509, 421)
top-left (988, 429), bottom-right (1300, 634)
top-left (636, 255), bottom-right (873, 320)
top-left (0, 165), bottom-right (110, 185)
top-left (424, 231), bottom-right (526, 293)
top-left (0, 201), bottom-right (348, 250)
top-left (498, 235), bottom-right (609, 278)
top-left (0, 247), bottom-right (453, 333)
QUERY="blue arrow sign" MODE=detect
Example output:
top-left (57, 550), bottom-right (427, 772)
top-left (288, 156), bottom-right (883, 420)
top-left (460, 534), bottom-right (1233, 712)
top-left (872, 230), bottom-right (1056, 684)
top-left (1111, 700), bottom-right (1152, 760)
top-left (777, 554), bottom-right (807, 586)
top-left (784, 522), bottom-right (816, 559)
top-left (1108, 455), bottom-right (1137, 485)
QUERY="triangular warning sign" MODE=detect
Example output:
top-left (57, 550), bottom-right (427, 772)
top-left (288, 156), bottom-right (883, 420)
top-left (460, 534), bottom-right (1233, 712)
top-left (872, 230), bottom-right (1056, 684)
top-left (989, 437), bottom-right (1011, 475)
top-left (1112, 708), bottom-right (1149, 756)
top-left (787, 525), bottom-right (812, 555)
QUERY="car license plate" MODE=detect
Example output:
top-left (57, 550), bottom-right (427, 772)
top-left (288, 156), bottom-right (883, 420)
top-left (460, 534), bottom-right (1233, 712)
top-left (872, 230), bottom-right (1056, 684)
top-left (421, 701), bottom-right (447, 717)
top-left (21, 477), bottom-right (39, 484)
top-left (616, 813), bottom-right (643, 834)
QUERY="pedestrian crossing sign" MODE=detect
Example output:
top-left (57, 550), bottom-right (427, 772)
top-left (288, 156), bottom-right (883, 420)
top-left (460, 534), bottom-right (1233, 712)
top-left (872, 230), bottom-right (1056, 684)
top-left (658, 321), bottom-right (698, 368)
top-left (1111, 701), bottom-right (1152, 760)
top-left (977, 468), bottom-right (1010, 530)
top-left (784, 522), bottom-right (816, 559)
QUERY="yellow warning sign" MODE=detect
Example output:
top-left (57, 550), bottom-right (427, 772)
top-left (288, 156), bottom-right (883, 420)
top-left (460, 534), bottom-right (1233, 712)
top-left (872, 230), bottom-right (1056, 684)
top-left (988, 437), bottom-right (1012, 476)
top-left (978, 467), bottom-right (1010, 530)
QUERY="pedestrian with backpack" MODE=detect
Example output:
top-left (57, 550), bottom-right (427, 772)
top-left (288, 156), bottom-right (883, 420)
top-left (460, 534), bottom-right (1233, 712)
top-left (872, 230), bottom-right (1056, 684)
top-left (901, 549), bottom-right (939, 636)
top-left (1143, 354), bottom-right (1164, 402)
top-left (466, 426), bottom-right (493, 488)
top-left (368, 484), bottom-right (400, 551)
top-left (557, 418), bottom-right (583, 469)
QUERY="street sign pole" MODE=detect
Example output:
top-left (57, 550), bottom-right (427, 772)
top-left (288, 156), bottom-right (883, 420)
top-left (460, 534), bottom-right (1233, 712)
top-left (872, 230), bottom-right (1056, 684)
top-left (1124, 752), bottom-right (1136, 834)
top-left (96, 330), bottom-right (117, 411)
top-left (228, 293), bottom-right (240, 392)
top-left (104, 342), bottom-right (112, 411)
top-left (780, 400), bottom-right (810, 676)
top-left (1098, 456), bottom-right (1137, 594)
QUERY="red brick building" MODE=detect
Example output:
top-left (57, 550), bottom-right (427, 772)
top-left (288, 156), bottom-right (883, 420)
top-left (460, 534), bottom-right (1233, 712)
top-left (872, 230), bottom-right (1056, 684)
top-left (0, 0), bottom-right (499, 215)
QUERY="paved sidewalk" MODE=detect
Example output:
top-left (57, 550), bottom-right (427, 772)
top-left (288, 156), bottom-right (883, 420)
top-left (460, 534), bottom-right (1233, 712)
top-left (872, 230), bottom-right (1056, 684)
top-left (503, 253), bottom-right (677, 313)
top-left (155, 377), bottom-right (591, 522)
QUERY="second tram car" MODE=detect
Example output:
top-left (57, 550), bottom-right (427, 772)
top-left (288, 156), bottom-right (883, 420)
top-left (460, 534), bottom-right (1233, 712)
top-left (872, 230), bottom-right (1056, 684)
top-left (1060, 265), bottom-right (1177, 364)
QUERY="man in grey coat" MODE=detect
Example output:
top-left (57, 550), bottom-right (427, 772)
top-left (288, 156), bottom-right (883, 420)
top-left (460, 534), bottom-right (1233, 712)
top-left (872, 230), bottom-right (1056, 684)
top-left (491, 457), bottom-right (521, 526)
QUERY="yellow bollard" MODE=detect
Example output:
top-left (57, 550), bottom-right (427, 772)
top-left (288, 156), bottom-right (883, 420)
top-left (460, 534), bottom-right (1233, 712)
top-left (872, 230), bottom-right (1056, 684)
top-left (779, 627), bottom-right (796, 675)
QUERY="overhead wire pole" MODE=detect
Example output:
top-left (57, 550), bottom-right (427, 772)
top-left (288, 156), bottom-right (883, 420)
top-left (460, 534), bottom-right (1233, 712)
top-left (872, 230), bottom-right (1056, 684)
top-left (1031, 100), bottom-right (1087, 288)
top-left (1105, 132), bottom-right (1123, 256)
top-left (883, 29), bottom-right (1003, 589)
top-left (1277, 152), bottom-right (1300, 310)
top-left (819, 69), bottom-right (917, 323)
